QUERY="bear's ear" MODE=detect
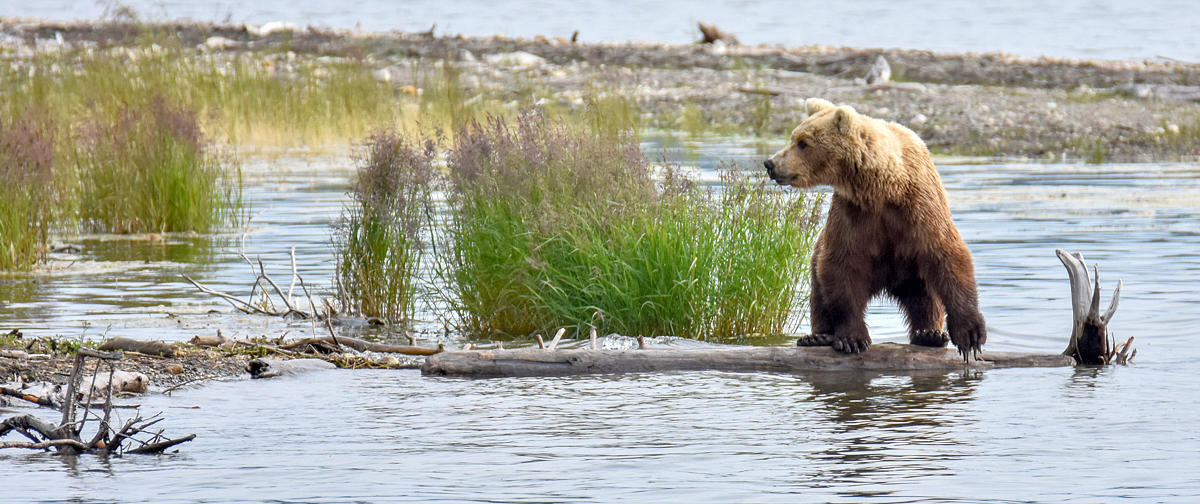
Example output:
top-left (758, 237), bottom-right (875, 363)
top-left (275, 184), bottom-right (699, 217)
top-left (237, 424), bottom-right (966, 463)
top-left (805, 98), bottom-right (835, 115)
top-left (831, 107), bottom-right (855, 135)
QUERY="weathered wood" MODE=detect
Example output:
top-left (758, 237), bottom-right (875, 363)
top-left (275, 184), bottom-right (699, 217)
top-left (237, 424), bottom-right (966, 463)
top-left (420, 342), bottom-right (1074, 378)
top-left (1057, 249), bottom-right (1122, 364)
top-left (420, 249), bottom-right (1125, 378)
top-left (247, 358), bottom-right (337, 378)
top-left (98, 337), bottom-right (176, 358)
top-left (278, 335), bottom-right (441, 356)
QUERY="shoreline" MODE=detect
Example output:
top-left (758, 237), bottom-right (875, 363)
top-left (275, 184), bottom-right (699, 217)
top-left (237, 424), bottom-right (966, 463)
top-left (2, 17), bottom-right (1199, 161)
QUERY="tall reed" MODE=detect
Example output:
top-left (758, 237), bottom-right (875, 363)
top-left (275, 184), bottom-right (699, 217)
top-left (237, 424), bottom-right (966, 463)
top-left (0, 42), bottom-right (397, 148)
top-left (334, 131), bottom-right (436, 322)
top-left (0, 116), bottom-right (58, 270)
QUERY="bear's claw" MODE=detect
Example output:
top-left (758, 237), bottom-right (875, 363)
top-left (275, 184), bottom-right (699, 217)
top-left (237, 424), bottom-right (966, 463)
top-left (831, 337), bottom-right (871, 354)
top-left (949, 314), bottom-right (987, 361)
top-left (797, 333), bottom-right (871, 353)
top-left (796, 333), bottom-right (834, 346)
top-left (910, 329), bottom-right (950, 348)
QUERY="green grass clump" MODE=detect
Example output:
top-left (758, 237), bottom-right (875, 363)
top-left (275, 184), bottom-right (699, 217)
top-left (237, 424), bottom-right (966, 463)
top-left (0, 116), bottom-right (59, 269)
top-left (75, 96), bottom-right (239, 233)
top-left (444, 112), bottom-right (821, 340)
top-left (334, 130), bottom-right (436, 322)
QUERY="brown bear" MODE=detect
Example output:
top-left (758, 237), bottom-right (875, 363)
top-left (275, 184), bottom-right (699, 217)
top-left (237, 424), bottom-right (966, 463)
top-left (763, 98), bottom-right (986, 359)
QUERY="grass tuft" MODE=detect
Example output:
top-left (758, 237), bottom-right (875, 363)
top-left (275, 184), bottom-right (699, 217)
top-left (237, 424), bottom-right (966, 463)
top-left (0, 115), bottom-right (59, 269)
top-left (75, 96), bottom-right (239, 234)
top-left (334, 130), bottom-right (437, 322)
top-left (443, 111), bottom-right (821, 340)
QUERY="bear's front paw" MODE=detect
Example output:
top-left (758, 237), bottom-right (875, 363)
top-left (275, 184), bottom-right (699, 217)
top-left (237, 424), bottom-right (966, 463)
top-left (831, 331), bottom-right (871, 354)
top-left (948, 314), bottom-right (987, 360)
top-left (796, 333), bottom-right (834, 347)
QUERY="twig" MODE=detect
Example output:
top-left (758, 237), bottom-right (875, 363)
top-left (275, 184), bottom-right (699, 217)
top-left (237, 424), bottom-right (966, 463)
top-left (536, 334), bottom-right (545, 349)
top-left (325, 318), bottom-right (340, 347)
top-left (0, 386), bottom-right (58, 408)
top-left (180, 274), bottom-right (266, 314)
top-left (258, 257), bottom-right (295, 313)
top-left (163, 376), bottom-right (217, 394)
top-left (125, 434), bottom-right (196, 454)
top-left (0, 439), bottom-right (89, 451)
top-left (590, 326), bottom-right (597, 350)
top-left (279, 335), bottom-right (441, 356)
top-left (637, 336), bottom-right (646, 350)
top-left (548, 328), bottom-right (565, 350)
top-left (1113, 336), bottom-right (1135, 364)
top-left (87, 363), bottom-right (117, 448)
top-left (60, 353), bottom-right (84, 429)
top-left (287, 245), bottom-right (298, 306)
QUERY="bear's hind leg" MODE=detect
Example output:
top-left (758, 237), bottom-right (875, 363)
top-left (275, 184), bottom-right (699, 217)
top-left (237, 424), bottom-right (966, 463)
top-left (888, 277), bottom-right (949, 348)
top-left (799, 244), bottom-right (838, 347)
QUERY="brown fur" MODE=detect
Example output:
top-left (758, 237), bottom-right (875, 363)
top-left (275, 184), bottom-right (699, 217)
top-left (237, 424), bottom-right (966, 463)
top-left (764, 98), bottom-right (986, 358)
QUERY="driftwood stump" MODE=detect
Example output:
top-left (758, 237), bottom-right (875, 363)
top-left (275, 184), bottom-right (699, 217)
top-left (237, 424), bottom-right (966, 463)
top-left (422, 250), bottom-right (1131, 378)
top-left (1058, 249), bottom-right (1131, 364)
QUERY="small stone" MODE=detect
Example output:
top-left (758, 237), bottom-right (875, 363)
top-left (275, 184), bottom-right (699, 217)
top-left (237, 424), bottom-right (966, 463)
top-left (164, 364), bottom-right (185, 375)
top-left (909, 113), bottom-right (928, 126)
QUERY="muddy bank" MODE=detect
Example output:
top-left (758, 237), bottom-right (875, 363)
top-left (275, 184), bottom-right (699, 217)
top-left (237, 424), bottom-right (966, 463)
top-left (2, 344), bottom-right (247, 392)
top-left (4, 17), bottom-right (1200, 161)
top-left (0, 334), bottom-right (426, 399)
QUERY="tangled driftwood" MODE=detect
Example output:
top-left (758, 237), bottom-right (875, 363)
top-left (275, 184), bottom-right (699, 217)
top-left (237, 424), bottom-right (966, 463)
top-left (0, 348), bottom-right (194, 454)
top-left (423, 250), bottom-right (1131, 378)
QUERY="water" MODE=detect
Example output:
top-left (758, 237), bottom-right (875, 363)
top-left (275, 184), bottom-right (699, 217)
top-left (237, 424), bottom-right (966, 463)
top-left (3, 137), bottom-right (1200, 501)
top-left (3, 0), bottom-right (1200, 62)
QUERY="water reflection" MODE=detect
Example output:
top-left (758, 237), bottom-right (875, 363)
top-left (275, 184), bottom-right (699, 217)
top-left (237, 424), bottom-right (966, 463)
top-left (798, 370), bottom-right (980, 486)
top-left (80, 234), bottom-right (219, 265)
top-left (1063, 365), bottom-right (1115, 399)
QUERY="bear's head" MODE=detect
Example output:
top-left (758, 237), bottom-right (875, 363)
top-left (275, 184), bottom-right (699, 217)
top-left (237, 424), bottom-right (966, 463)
top-left (763, 98), bottom-right (863, 189)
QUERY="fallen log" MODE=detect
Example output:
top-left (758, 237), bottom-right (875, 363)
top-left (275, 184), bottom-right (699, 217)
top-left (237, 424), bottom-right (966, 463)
top-left (421, 249), bottom-right (1129, 378)
top-left (421, 343), bottom-right (1073, 378)
top-left (279, 335), bottom-right (441, 356)
top-left (99, 337), bottom-right (176, 358)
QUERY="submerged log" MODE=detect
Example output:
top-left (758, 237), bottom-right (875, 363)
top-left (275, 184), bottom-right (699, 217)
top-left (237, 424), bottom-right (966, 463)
top-left (421, 343), bottom-right (1073, 378)
top-left (422, 250), bottom-right (1129, 378)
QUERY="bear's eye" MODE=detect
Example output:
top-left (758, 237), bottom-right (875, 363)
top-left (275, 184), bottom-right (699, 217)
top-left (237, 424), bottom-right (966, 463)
top-left (796, 140), bottom-right (808, 151)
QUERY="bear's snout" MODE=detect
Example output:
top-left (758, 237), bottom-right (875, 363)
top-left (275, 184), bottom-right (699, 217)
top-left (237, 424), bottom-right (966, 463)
top-left (764, 158), bottom-right (776, 177)
top-left (764, 158), bottom-right (794, 184)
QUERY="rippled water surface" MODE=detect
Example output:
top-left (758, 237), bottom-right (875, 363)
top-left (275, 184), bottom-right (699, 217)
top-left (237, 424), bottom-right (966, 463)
top-left (3, 0), bottom-right (1200, 61)
top-left (3, 141), bottom-right (1200, 501)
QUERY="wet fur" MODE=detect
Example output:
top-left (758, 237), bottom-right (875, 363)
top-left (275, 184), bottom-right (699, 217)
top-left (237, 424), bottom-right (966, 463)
top-left (765, 98), bottom-right (986, 358)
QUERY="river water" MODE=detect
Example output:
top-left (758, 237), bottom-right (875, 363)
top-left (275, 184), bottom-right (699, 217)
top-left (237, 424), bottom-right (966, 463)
top-left (3, 0), bottom-right (1200, 62)
top-left (2, 136), bottom-right (1200, 501)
